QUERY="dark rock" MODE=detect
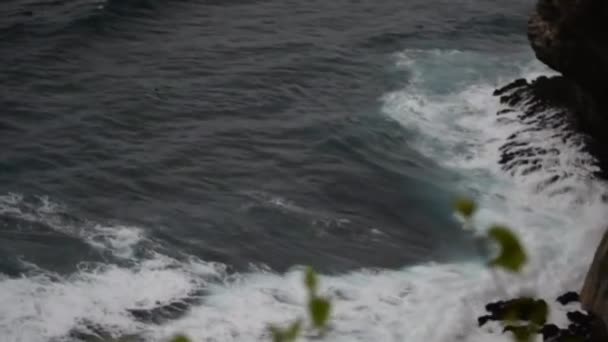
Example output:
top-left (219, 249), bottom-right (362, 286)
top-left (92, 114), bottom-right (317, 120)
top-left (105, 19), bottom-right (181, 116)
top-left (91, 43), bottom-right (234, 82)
top-left (493, 76), bottom-right (608, 178)
top-left (494, 78), bottom-right (529, 96)
top-left (493, 1), bottom-right (608, 334)
top-left (541, 323), bottom-right (560, 340)
top-left (485, 300), bottom-right (505, 314)
top-left (581, 230), bottom-right (608, 328)
top-left (557, 291), bottom-right (580, 305)
top-left (568, 323), bottom-right (588, 336)
top-left (579, 234), bottom-right (608, 340)
top-left (528, 0), bottom-right (608, 99)
top-left (523, 0), bottom-right (608, 175)
top-left (477, 315), bottom-right (492, 327)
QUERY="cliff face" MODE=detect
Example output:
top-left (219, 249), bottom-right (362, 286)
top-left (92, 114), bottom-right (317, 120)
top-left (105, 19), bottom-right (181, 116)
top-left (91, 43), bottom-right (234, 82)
top-left (524, 0), bottom-right (608, 332)
top-left (494, 0), bottom-right (608, 177)
top-left (528, 0), bottom-right (608, 97)
top-left (527, 0), bottom-right (608, 146)
top-left (581, 230), bottom-right (608, 329)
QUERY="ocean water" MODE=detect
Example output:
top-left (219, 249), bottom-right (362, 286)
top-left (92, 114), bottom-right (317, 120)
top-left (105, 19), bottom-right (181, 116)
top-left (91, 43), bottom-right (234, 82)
top-left (1, 0), bottom-right (607, 341)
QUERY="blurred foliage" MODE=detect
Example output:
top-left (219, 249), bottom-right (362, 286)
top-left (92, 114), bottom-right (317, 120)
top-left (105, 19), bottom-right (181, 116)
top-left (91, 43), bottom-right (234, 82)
top-left (305, 267), bottom-right (318, 295)
top-left (270, 267), bottom-right (332, 342)
top-left (269, 321), bottom-right (301, 342)
top-left (309, 297), bottom-right (331, 330)
top-left (455, 198), bottom-right (541, 342)
top-left (488, 225), bottom-right (527, 273)
top-left (170, 335), bottom-right (191, 342)
top-left (455, 197), bottom-right (477, 219)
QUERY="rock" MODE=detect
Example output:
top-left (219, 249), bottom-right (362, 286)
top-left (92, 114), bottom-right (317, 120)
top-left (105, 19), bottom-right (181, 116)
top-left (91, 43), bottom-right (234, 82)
top-left (528, 0), bottom-right (608, 98)
top-left (490, 0), bottom-right (608, 177)
top-left (580, 229), bottom-right (608, 341)
top-left (492, 75), bottom-right (608, 179)
top-left (493, 78), bottom-right (529, 96)
top-left (581, 230), bottom-right (608, 326)
top-left (567, 311), bottom-right (593, 326)
top-left (490, 1), bottom-right (608, 339)
top-left (540, 324), bottom-right (560, 340)
top-left (477, 315), bottom-right (492, 327)
top-left (557, 291), bottom-right (580, 305)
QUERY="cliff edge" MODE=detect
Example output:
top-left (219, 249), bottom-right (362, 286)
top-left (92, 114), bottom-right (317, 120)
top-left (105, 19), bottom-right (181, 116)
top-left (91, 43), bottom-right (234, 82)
top-left (527, 0), bottom-right (608, 166)
top-left (525, 0), bottom-right (608, 332)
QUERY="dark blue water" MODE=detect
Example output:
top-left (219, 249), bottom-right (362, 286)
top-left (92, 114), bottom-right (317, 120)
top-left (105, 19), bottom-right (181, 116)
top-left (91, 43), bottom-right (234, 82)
top-left (0, 1), bottom-right (550, 341)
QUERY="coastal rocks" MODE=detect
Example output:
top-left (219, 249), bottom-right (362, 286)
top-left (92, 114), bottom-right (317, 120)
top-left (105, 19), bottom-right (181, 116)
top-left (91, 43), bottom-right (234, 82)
top-left (557, 291), bottom-right (580, 306)
top-left (488, 0), bottom-right (608, 339)
top-left (492, 77), bottom-right (603, 179)
top-left (495, 0), bottom-right (608, 179)
top-left (477, 294), bottom-right (606, 341)
top-left (528, 0), bottom-right (608, 99)
top-left (524, 0), bottom-right (608, 173)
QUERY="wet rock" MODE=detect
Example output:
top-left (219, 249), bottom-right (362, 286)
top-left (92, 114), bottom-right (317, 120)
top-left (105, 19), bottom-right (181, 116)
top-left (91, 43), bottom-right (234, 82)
top-left (540, 323), bottom-right (560, 340)
top-left (557, 291), bottom-right (580, 305)
top-left (528, 0), bottom-right (608, 99)
top-left (581, 229), bottom-right (608, 333)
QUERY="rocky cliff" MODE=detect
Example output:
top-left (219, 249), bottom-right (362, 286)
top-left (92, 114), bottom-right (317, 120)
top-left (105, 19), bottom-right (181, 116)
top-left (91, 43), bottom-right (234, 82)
top-left (581, 229), bottom-right (608, 333)
top-left (518, 0), bottom-right (608, 333)
top-left (529, 0), bottom-right (608, 152)
top-left (496, 0), bottom-right (608, 177)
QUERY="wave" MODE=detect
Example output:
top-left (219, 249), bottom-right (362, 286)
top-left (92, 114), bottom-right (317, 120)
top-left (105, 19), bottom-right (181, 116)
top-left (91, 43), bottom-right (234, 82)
top-left (0, 193), bottom-right (146, 260)
top-left (1, 47), bottom-right (608, 342)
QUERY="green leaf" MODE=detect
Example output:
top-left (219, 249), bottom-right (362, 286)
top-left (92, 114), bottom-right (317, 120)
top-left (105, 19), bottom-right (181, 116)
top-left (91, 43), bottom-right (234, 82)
top-left (488, 226), bottom-right (527, 272)
top-left (455, 198), bottom-right (477, 219)
top-left (501, 298), bottom-right (547, 326)
top-left (270, 321), bottom-right (301, 342)
top-left (270, 325), bottom-right (285, 342)
top-left (304, 267), bottom-right (318, 296)
top-left (529, 300), bottom-right (548, 326)
top-left (503, 325), bottom-right (535, 342)
top-left (170, 335), bottom-right (191, 342)
top-left (285, 320), bottom-right (302, 341)
top-left (309, 297), bottom-right (331, 329)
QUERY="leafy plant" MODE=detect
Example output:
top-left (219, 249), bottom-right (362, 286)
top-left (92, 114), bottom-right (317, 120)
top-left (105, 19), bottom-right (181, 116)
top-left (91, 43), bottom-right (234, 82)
top-left (269, 320), bottom-right (302, 342)
top-left (455, 198), bottom-right (539, 342)
top-left (170, 335), bottom-right (191, 342)
top-left (270, 267), bottom-right (332, 342)
top-left (487, 225), bottom-right (527, 273)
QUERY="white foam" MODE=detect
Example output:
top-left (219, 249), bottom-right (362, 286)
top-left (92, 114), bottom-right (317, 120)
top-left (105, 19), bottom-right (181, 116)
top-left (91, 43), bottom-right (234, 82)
top-left (0, 254), bottom-right (224, 342)
top-left (0, 194), bottom-right (145, 259)
top-left (85, 225), bottom-right (145, 259)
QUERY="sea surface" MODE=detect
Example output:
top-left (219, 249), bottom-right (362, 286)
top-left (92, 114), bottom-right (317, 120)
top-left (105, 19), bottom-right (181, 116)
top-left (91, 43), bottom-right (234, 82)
top-left (1, 0), bottom-right (607, 341)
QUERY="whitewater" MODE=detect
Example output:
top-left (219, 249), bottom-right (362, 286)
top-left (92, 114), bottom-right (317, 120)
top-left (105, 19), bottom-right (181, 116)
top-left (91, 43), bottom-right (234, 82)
top-left (1, 47), bottom-right (607, 342)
